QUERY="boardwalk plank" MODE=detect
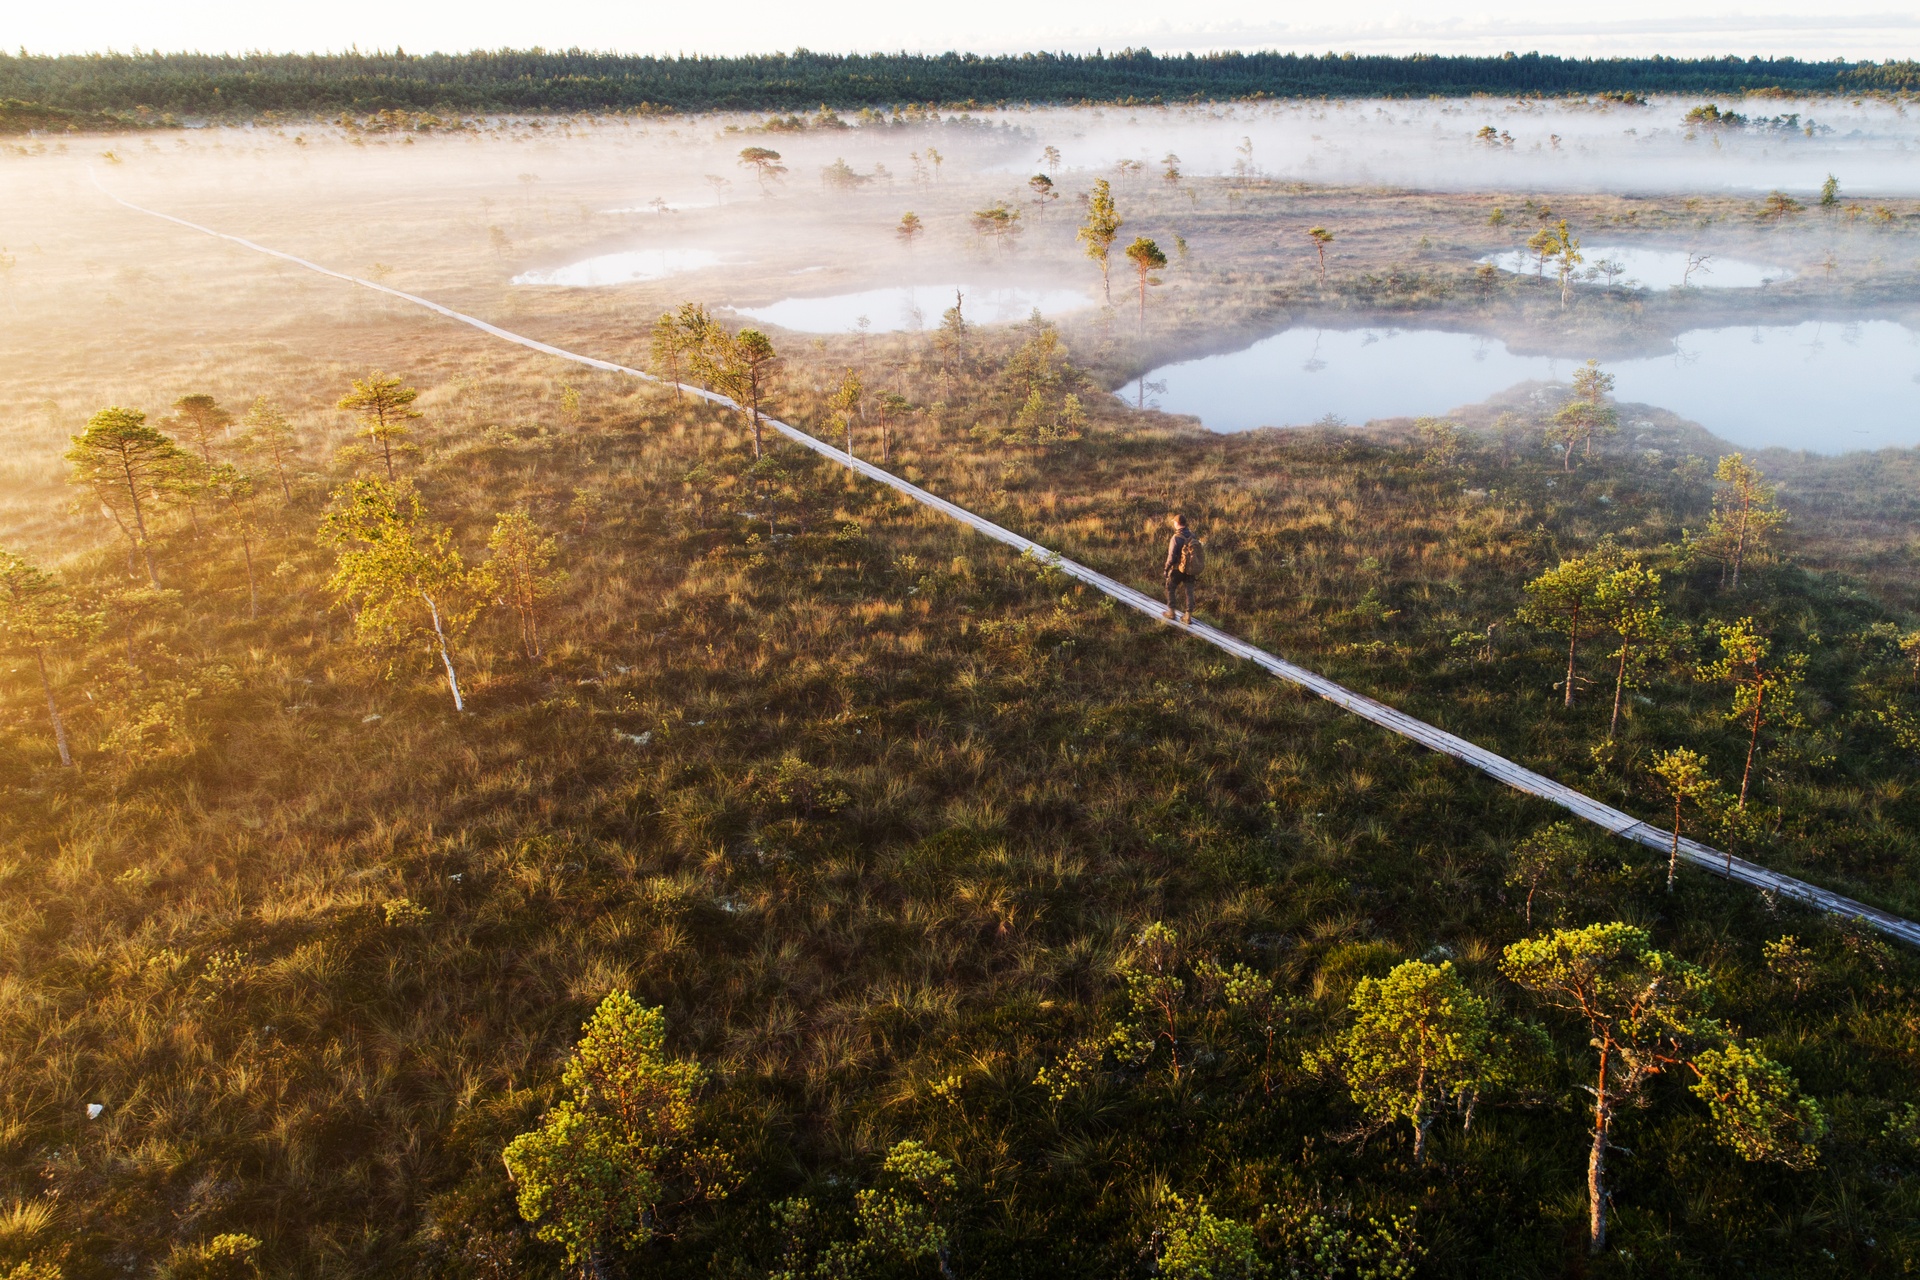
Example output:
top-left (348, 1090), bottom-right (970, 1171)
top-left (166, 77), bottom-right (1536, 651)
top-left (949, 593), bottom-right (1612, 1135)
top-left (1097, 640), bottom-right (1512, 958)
top-left (97, 178), bottom-right (1920, 950)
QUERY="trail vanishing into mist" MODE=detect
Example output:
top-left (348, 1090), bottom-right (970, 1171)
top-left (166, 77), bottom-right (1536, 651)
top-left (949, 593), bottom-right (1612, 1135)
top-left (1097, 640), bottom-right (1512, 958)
top-left (89, 173), bottom-right (1920, 949)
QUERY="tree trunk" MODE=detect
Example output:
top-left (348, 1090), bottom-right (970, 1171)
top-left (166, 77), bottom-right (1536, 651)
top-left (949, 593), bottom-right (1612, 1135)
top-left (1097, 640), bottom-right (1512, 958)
top-left (1668, 796), bottom-right (1683, 891)
top-left (1563, 606), bottom-right (1581, 707)
top-left (424, 594), bottom-right (465, 711)
top-left (1609, 643), bottom-right (1629, 738)
top-left (119, 467), bottom-right (160, 586)
top-left (1588, 1054), bottom-right (1612, 1254)
top-left (240, 527), bottom-right (258, 620)
top-left (522, 602), bottom-right (540, 659)
top-left (35, 649), bottom-right (73, 768)
top-left (1739, 682), bottom-right (1764, 809)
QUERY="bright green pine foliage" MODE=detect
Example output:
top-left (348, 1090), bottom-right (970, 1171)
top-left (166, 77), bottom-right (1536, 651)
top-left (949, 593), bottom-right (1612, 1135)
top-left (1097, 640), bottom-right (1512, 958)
top-left (1501, 923), bottom-right (1822, 1253)
top-left (63, 405), bottom-right (190, 585)
top-left (502, 993), bottom-right (722, 1268)
top-left (1154, 1195), bottom-right (1266, 1280)
top-left (8, 340), bottom-right (1920, 1277)
top-left (1312, 960), bottom-right (1492, 1164)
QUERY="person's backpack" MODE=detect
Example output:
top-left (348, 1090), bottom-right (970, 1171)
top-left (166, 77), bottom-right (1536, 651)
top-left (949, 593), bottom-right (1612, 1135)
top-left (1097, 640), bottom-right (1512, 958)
top-left (1178, 535), bottom-right (1206, 578)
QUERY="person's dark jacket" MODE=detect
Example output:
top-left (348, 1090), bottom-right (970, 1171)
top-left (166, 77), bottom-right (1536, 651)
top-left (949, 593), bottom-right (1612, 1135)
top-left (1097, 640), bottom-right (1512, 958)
top-left (1165, 529), bottom-right (1194, 575)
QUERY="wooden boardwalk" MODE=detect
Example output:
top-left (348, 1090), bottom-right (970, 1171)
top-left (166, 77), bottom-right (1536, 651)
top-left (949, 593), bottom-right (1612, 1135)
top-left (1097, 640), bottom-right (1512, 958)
top-left (100, 180), bottom-right (1920, 949)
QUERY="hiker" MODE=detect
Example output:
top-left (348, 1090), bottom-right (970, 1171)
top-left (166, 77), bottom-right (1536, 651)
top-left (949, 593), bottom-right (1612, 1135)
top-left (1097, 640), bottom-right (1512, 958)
top-left (1162, 513), bottom-right (1203, 624)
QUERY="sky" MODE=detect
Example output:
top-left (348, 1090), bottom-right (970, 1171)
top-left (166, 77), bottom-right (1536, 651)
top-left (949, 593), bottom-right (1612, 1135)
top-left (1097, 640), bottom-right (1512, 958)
top-left (11, 0), bottom-right (1920, 61)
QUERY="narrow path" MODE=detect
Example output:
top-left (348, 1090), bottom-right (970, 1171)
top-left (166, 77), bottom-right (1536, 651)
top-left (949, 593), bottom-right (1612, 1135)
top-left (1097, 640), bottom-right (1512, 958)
top-left (94, 180), bottom-right (1920, 948)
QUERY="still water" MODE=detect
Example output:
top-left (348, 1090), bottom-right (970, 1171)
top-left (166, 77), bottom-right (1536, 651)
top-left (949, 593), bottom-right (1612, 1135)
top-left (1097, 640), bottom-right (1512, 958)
top-left (732, 284), bottom-right (1093, 333)
top-left (512, 248), bottom-right (725, 286)
top-left (1146, 322), bottom-right (1920, 453)
top-left (1480, 246), bottom-right (1792, 291)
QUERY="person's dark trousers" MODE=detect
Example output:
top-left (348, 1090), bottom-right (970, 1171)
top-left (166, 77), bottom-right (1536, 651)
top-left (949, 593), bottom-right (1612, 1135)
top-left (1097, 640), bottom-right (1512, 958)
top-left (1165, 570), bottom-right (1193, 618)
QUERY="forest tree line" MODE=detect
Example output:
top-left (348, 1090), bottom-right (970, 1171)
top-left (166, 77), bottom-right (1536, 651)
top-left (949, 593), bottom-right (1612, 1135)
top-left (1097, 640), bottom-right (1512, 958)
top-left (0, 49), bottom-right (1910, 125)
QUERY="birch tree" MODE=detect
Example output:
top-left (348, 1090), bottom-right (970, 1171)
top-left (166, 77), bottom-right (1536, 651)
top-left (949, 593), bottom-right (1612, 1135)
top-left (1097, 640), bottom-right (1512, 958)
top-left (1553, 221), bottom-right (1584, 307)
top-left (1077, 178), bottom-right (1123, 303)
top-left (1593, 557), bottom-right (1666, 738)
top-left (319, 478), bottom-right (476, 711)
top-left (828, 367), bottom-right (863, 461)
top-left (66, 406), bottom-right (189, 586)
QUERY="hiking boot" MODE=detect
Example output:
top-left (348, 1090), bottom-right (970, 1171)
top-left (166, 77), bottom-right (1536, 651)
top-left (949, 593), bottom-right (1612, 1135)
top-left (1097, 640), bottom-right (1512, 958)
top-left (1181, 612), bottom-right (1193, 625)
top-left (1162, 609), bottom-right (1175, 620)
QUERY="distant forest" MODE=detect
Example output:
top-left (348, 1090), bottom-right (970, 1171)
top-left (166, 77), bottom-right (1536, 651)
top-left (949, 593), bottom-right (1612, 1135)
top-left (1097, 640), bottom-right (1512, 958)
top-left (2, 49), bottom-right (1918, 125)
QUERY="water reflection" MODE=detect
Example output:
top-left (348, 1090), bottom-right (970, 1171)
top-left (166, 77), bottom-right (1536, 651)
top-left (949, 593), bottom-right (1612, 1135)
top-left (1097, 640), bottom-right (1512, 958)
top-left (1480, 246), bottom-right (1790, 290)
top-left (1146, 322), bottom-right (1920, 453)
top-left (512, 248), bottom-right (725, 286)
top-left (732, 284), bottom-right (1093, 333)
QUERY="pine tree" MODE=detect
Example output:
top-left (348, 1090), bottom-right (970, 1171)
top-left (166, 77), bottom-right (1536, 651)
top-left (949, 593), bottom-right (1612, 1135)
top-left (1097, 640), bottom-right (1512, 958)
top-left (1697, 454), bottom-right (1785, 590)
top-left (1124, 236), bottom-right (1168, 330)
top-left (65, 406), bottom-right (190, 585)
top-left (1699, 617), bottom-right (1806, 809)
top-left (237, 396), bottom-right (298, 503)
top-left (165, 393), bottom-right (233, 468)
top-left (1517, 548), bottom-right (1614, 708)
top-left (0, 549), bottom-right (99, 767)
top-left (1503, 923), bottom-right (1822, 1255)
top-left (482, 510), bottom-right (565, 659)
top-left (336, 372), bottom-right (422, 481)
top-left (1311, 960), bottom-right (1493, 1164)
top-left (503, 993), bottom-right (729, 1277)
